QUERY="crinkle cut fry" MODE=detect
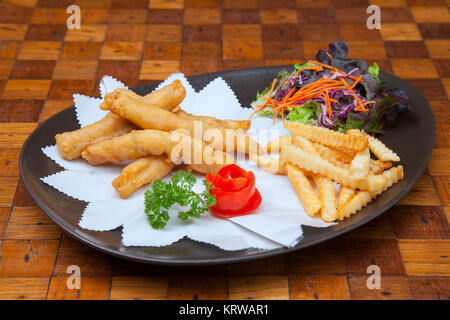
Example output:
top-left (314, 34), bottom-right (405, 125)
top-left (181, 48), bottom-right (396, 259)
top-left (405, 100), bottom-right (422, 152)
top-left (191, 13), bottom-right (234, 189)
top-left (337, 166), bottom-right (404, 220)
top-left (365, 134), bottom-right (400, 162)
top-left (250, 153), bottom-right (287, 175)
top-left (337, 187), bottom-right (356, 220)
top-left (347, 130), bottom-right (370, 179)
top-left (281, 144), bottom-right (386, 192)
top-left (285, 121), bottom-right (368, 152)
top-left (101, 93), bottom-right (264, 155)
top-left (292, 136), bottom-right (337, 221)
top-left (55, 112), bottom-right (137, 160)
top-left (112, 156), bottom-right (174, 199)
top-left (286, 164), bottom-right (322, 216)
top-left (266, 135), bottom-right (292, 153)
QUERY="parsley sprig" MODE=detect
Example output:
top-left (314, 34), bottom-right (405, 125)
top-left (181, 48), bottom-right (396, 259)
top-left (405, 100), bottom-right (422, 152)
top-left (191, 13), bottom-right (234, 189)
top-left (144, 170), bottom-right (216, 229)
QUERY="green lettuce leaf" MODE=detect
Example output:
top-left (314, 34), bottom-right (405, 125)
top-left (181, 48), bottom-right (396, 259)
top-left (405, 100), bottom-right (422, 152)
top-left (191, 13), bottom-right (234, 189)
top-left (287, 100), bottom-right (320, 124)
top-left (258, 109), bottom-right (275, 117)
top-left (368, 62), bottom-right (380, 81)
top-left (251, 86), bottom-right (271, 108)
top-left (294, 61), bottom-right (315, 70)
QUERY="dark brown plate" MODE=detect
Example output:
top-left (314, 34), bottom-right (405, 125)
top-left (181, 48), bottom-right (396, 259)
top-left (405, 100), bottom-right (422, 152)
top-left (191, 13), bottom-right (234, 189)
top-left (19, 66), bottom-right (435, 265)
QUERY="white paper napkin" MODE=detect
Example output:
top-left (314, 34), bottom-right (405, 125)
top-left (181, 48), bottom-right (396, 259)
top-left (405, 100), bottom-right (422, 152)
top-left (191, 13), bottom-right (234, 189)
top-left (41, 74), bottom-right (335, 251)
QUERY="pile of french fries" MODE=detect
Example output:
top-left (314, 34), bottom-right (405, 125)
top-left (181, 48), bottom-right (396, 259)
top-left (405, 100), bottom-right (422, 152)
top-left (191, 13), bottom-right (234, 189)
top-left (55, 81), bottom-right (263, 199)
top-left (261, 121), bottom-right (404, 222)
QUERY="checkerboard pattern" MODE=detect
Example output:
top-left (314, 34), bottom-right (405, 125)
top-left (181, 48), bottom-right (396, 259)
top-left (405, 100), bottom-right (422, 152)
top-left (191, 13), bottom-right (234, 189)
top-left (0, 0), bottom-right (448, 300)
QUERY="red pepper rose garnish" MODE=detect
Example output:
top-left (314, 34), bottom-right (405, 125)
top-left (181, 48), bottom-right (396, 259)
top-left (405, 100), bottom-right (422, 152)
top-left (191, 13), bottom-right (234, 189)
top-left (205, 164), bottom-right (262, 218)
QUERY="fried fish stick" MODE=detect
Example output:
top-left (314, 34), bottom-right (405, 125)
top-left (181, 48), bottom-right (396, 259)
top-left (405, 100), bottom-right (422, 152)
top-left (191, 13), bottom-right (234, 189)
top-left (112, 156), bottom-right (174, 199)
top-left (337, 166), bottom-right (404, 220)
top-left (81, 129), bottom-right (234, 173)
top-left (102, 81), bottom-right (184, 112)
top-left (281, 144), bottom-right (386, 192)
top-left (57, 81), bottom-right (185, 160)
top-left (286, 164), bottom-right (322, 216)
top-left (82, 129), bottom-right (170, 165)
top-left (101, 93), bottom-right (263, 155)
top-left (168, 131), bottom-right (235, 174)
top-left (142, 80), bottom-right (186, 109)
top-left (176, 110), bottom-right (251, 131)
top-left (285, 121), bottom-right (368, 151)
top-left (55, 112), bottom-right (137, 160)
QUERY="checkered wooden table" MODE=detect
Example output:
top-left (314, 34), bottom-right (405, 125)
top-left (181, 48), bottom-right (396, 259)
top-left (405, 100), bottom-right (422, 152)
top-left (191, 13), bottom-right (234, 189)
top-left (0, 0), bottom-right (448, 300)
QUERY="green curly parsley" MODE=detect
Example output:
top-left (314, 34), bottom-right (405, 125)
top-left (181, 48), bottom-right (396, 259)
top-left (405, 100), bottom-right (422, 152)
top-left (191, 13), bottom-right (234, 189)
top-left (144, 170), bottom-right (216, 229)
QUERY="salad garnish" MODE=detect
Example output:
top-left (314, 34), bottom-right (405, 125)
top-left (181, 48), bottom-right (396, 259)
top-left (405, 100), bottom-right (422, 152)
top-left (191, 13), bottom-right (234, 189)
top-left (251, 41), bottom-right (412, 134)
top-left (206, 164), bottom-right (262, 218)
top-left (144, 170), bottom-right (216, 229)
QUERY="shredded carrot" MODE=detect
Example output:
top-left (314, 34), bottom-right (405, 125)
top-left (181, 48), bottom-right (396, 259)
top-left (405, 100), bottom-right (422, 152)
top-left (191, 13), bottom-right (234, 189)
top-left (249, 59), bottom-right (372, 124)
top-left (325, 52), bottom-right (333, 61)
top-left (351, 75), bottom-right (363, 89)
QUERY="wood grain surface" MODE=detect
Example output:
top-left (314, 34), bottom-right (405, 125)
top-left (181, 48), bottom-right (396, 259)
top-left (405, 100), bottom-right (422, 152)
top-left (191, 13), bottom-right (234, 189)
top-left (0, 0), bottom-right (448, 300)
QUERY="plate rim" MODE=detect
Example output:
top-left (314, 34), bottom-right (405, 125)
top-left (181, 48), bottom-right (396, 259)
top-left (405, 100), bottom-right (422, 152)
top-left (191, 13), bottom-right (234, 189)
top-left (19, 66), bottom-right (435, 265)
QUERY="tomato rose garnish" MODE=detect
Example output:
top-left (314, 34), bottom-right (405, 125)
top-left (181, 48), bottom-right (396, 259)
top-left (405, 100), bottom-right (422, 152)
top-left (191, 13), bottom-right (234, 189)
top-left (205, 164), bottom-right (262, 218)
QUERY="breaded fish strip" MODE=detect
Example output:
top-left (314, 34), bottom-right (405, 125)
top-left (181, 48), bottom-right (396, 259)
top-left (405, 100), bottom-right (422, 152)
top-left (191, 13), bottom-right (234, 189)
top-left (82, 129), bottom-right (170, 164)
top-left (81, 129), bottom-right (234, 174)
top-left (142, 80), bottom-right (186, 109)
top-left (285, 121), bottom-right (368, 152)
top-left (112, 156), bottom-right (174, 199)
top-left (55, 112), bottom-right (137, 160)
top-left (104, 80), bottom-right (186, 112)
top-left (176, 109), bottom-right (251, 131)
top-left (101, 93), bottom-right (263, 155)
top-left (56, 81), bottom-right (185, 160)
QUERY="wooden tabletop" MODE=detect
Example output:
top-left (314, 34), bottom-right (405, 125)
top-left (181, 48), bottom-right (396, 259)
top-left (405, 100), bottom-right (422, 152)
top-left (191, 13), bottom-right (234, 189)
top-left (0, 0), bottom-right (449, 300)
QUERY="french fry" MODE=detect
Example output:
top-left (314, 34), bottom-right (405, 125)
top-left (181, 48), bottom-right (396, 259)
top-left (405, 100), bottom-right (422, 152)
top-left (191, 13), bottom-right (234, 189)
top-left (347, 130), bottom-right (370, 179)
top-left (315, 175), bottom-right (337, 222)
top-left (307, 141), bottom-right (353, 165)
top-left (250, 154), bottom-right (287, 175)
top-left (365, 134), bottom-right (400, 162)
top-left (266, 135), bottom-right (292, 153)
top-left (285, 121), bottom-right (368, 152)
top-left (292, 136), bottom-right (337, 221)
top-left (281, 144), bottom-right (386, 192)
top-left (370, 159), bottom-right (392, 175)
top-left (292, 135), bottom-right (317, 154)
top-left (286, 164), bottom-right (322, 216)
top-left (112, 156), bottom-right (174, 199)
top-left (337, 187), bottom-right (356, 220)
top-left (337, 166), bottom-right (404, 220)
